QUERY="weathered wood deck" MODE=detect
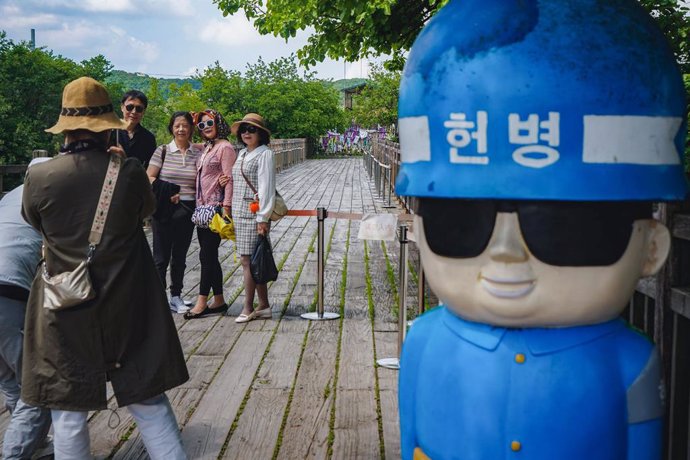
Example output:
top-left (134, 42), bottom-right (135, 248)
top-left (0, 157), bottom-right (422, 459)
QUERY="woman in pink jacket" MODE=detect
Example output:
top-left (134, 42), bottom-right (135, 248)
top-left (184, 109), bottom-right (237, 319)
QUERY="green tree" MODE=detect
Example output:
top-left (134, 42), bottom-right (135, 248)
top-left (213, 0), bottom-right (449, 70)
top-left (80, 54), bottom-right (114, 81)
top-left (213, 0), bottom-right (688, 72)
top-left (241, 56), bottom-right (347, 138)
top-left (351, 64), bottom-right (400, 129)
top-left (195, 62), bottom-right (245, 123)
top-left (0, 32), bottom-right (81, 163)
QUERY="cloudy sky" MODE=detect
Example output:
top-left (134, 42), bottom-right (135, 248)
top-left (0, 0), bottom-right (371, 81)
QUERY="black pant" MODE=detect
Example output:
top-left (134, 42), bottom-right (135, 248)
top-left (151, 201), bottom-right (195, 297)
top-left (197, 227), bottom-right (223, 297)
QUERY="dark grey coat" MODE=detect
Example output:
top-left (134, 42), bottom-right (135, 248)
top-left (21, 149), bottom-right (189, 411)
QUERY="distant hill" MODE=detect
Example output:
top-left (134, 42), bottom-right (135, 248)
top-left (106, 70), bottom-right (201, 97)
top-left (106, 70), bottom-right (367, 97)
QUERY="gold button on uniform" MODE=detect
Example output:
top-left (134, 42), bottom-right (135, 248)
top-left (511, 440), bottom-right (522, 451)
top-left (514, 353), bottom-right (526, 364)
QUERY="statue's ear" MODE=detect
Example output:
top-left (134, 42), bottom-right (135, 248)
top-left (641, 220), bottom-right (671, 277)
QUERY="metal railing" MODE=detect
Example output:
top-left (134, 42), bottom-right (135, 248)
top-left (1, 140), bottom-right (309, 197)
top-left (626, 203), bottom-right (690, 460)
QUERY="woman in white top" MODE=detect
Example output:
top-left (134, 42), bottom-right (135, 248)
top-left (229, 113), bottom-right (276, 323)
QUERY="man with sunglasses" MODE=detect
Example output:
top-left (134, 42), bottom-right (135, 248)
top-left (396, 1), bottom-right (687, 459)
top-left (113, 90), bottom-right (157, 168)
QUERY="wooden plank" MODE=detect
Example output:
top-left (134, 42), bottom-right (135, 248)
top-left (111, 355), bottom-right (224, 460)
top-left (180, 329), bottom-right (272, 459)
top-left (374, 331), bottom-right (401, 460)
top-left (276, 320), bottom-right (339, 459)
top-left (221, 318), bottom-right (307, 459)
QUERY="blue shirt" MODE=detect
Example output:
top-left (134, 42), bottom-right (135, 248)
top-left (0, 185), bottom-right (41, 291)
top-left (399, 307), bottom-right (663, 460)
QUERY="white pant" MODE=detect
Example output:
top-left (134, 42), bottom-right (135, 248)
top-left (51, 394), bottom-right (186, 460)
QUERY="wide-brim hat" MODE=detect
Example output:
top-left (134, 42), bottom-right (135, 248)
top-left (45, 77), bottom-right (127, 134)
top-left (231, 113), bottom-right (271, 136)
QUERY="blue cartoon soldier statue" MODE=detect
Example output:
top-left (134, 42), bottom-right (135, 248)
top-left (396, 0), bottom-right (688, 459)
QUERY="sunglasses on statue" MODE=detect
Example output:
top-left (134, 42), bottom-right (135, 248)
top-left (416, 198), bottom-right (651, 266)
top-left (124, 104), bottom-right (145, 113)
top-left (197, 119), bottom-right (215, 130)
top-left (239, 125), bottom-right (258, 134)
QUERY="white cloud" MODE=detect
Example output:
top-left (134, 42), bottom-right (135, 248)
top-left (35, 21), bottom-right (159, 70)
top-left (345, 59), bottom-right (370, 79)
top-left (0, 4), bottom-right (58, 30)
top-left (80, 0), bottom-right (135, 13)
top-left (152, 0), bottom-right (194, 17)
top-left (196, 16), bottom-right (267, 47)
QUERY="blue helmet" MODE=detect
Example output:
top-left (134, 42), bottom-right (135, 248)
top-left (396, 0), bottom-right (688, 201)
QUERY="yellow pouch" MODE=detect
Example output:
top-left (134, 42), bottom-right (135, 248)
top-left (209, 213), bottom-right (236, 241)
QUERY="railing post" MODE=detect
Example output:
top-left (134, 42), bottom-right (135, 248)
top-left (301, 207), bottom-right (339, 321)
top-left (382, 163), bottom-right (395, 209)
top-left (377, 224), bottom-right (408, 370)
top-left (418, 263), bottom-right (426, 315)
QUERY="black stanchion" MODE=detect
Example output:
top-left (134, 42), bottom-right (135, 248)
top-left (301, 207), bottom-right (340, 321)
top-left (377, 224), bottom-right (408, 370)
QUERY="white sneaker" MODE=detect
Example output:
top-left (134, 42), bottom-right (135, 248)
top-left (170, 296), bottom-right (191, 313)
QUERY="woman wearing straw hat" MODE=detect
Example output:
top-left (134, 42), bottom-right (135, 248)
top-left (229, 113), bottom-right (276, 323)
top-left (21, 77), bottom-right (188, 459)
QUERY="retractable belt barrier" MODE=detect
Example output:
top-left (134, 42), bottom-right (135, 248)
top-left (287, 207), bottom-right (419, 371)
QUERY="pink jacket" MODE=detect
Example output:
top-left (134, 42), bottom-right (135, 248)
top-left (196, 140), bottom-right (236, 208)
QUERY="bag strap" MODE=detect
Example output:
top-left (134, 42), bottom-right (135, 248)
top-left (160, 144), bottom-right (167, 168)
top-left (240, 155), bottom-right (258, 197)
top-left (88, 154), bottom-right (122, 252)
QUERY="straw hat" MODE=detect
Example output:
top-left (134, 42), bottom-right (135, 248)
top-left (230, 113), bottom-right (271, 136)
top-left (45, 77), bottom-right (127, 134)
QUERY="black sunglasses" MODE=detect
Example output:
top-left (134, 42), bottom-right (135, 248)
top-left (124, 104), bottom-right (145, 113)
top-left (239, 124), bottom-right (258, 134)
top-left (197, 119), bottom-right (215, 130)
top-left (416, 199), bottom-right (651, 266)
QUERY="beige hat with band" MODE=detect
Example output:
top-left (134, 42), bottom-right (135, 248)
top-left (230, 113), bottom-right (271, 136)
top-left (45, 77), bottom-right (127, 134)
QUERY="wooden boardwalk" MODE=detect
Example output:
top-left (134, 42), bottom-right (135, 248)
top-left (0, 157), bottom-right (424, 459)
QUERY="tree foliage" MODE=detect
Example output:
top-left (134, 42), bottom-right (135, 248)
top-left (0, 33), bottom-right (121, 164)
top-left (351, 64), bottom-right (400, 130)
top-left (213, 0), bottom-right (689, 73)
top-left (213, 0), bottom-right (448, 70)
top-left (187, 55), bottom-right (347, 139)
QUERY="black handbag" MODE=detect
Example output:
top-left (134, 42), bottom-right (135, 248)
top-left (250, 234), bottom-right (278, 284)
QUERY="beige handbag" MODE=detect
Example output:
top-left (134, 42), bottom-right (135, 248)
top-left (240, 156), bottom-right (287, 222)
top-left (42, 154), bottom-right (122, 311)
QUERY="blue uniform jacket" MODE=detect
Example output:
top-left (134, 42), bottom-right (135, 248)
top-left (399, 307), bottom-right (663, 460)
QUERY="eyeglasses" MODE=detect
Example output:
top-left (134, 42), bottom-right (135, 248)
top-left (239, 124), bottom-right (258, 134)
top-left (197, 119), bottom-right (215, 130)
top-left (416, 199), bottom-right (651, 266)
top-left (124, 104), bottom-right (145, 113)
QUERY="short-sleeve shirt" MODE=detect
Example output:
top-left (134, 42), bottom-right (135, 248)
top-left (149, 141), bottom-right (201, 201)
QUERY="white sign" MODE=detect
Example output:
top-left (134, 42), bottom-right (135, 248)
top-left (583, 115), bottom-right (681, 165)
top-left (357, 214), bottom-right (398, 241)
